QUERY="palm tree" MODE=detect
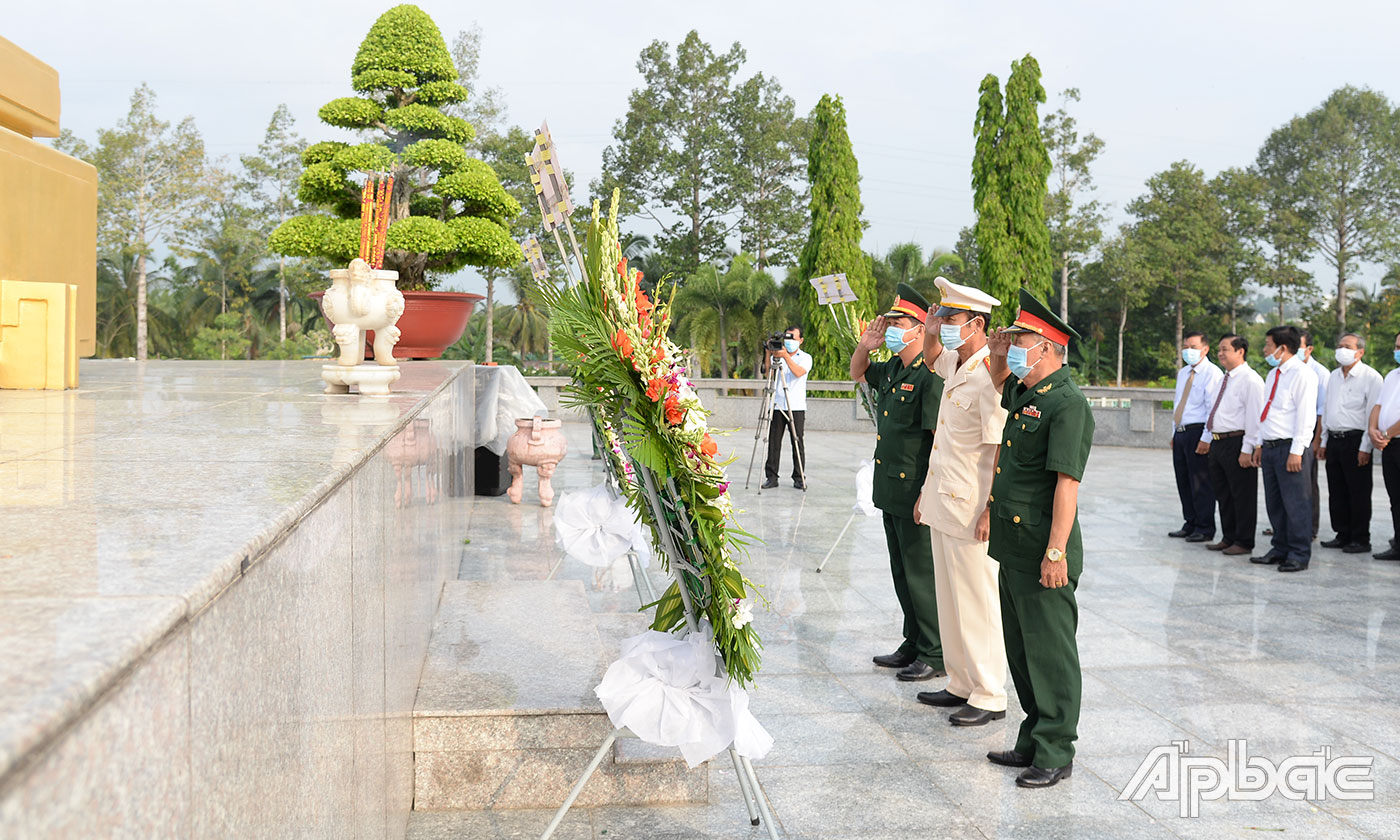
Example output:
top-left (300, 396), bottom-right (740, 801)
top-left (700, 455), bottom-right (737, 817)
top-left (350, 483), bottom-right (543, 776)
top-left (95, 253), bottom-right (185, 358)
top-left (672, 254), bottom-right (770, 378)
top-left (499, 268), bottom-right (551, 357)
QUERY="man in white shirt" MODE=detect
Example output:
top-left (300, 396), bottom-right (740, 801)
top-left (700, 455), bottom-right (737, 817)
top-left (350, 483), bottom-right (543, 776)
top-left (1319, 333), bottom-right (1383, 554)
top-left (1197, 334), bottom-right (1265, 555)
top-left (1367, 330), bottom-right (1400, 561)
top-left (1302, 331), bottom-right (1329, 538)
top-left (1170, 332), bottom-right (1225, 542)
top-left (1250, 326), bottom-right (1319, 572)
top-left (763, 326), bottom-right (812, 490)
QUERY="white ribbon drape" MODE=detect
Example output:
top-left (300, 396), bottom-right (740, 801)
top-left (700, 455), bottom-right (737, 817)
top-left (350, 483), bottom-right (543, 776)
top-left (554, 483), bottom-right (650, 568)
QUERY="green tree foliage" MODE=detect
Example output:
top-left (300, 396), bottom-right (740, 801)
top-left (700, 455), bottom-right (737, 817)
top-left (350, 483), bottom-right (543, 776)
top-left (1126, 161), bottom-right (1231, 351)
top-left (1041, 88), bottom-right (1105, 321)
top-left (55, 84), bottom-right (210, 360)
top-left (1209, 167), bottom-right (1268, 331)
top-left (972, 55), bottom-right (1054, 320)
top-left (672, 253), bottom-right (771, 378)
top-left (192, 312), bottom-right (252, 361)
top-left (240, 104), bottom-right (308, 342)
top-left (599, 31), bottom-right (807, 278)
top-left (268, 4), bottom-right (520, 290)
top-left (1256, 86), bottom-right (1400, 333)
top-left (798, 94), bottom-right (875, 379)
top-left (1077, 231), bottom-right (1153, 386)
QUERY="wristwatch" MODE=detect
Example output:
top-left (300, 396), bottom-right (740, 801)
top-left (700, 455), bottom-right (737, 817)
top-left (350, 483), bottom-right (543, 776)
top-left (1046, 547), bottom-right (1065, 563)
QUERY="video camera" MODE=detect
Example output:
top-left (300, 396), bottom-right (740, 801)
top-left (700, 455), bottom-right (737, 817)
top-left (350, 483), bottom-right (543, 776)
top-left (764, 330), bottom-right (795, 352)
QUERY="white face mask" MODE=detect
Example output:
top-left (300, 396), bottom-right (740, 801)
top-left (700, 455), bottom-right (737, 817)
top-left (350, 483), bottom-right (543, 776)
top-left (1335, 347), bottom-right (1357, 367)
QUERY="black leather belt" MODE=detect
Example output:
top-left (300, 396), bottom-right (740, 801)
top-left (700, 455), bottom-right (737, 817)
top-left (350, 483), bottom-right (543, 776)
top-left (1212, 431), bottom-right (1245, 440)
top-left (1175, 422), bottom-right (1205, 433)
top-left (1328, 429), bottom-right (1364, 440)
top-left (1263, 438), bottom-right (1292, 449)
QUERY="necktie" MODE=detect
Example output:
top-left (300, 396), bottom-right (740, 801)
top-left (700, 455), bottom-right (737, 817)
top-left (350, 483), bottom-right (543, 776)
top-left (1260, 368), bottom-right (1282, 422)
top-left (1174, 368), bottom-right (1196, 426)
top-left (1206, 371), bottom-right (1231, 432)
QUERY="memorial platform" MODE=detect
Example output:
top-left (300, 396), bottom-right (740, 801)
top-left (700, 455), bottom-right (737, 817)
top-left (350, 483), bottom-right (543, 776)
top-left (0, 360), bottom-right (474, 837)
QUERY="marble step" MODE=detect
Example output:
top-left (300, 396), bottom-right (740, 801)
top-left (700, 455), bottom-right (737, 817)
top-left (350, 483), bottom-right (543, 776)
top-left (412, 580), bottom-right (707, 811)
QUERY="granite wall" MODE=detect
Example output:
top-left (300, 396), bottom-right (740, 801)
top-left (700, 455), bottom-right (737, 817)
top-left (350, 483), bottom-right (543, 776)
top-left (0, 365), bottom-right (471, 838)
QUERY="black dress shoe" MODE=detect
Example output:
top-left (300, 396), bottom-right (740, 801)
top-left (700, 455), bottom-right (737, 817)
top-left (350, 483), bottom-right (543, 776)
top-left (1321, 537), bottom-right (1347, 549)
top-left (1278, 562), bottom-right (1309, 572)
top-left (1249, 554), bottom-right (1282, 565)
top-left (1222, 544), bottom-right (1252, 555)
top-left (987, 749), bottom-right (1033, 768)
top-left (916, 689), bottom-right (968, 708)
top-left (792, 480), bottom-right (806, 490)
top-left (896, 660), bottom-right (945, 681)
top-left (950, 705), bottom-right (1006, 726)
top-left (760, 478), bottom-right (779, 489)
top-left (1343, 542), bottom-right (1372, 554)
top-left (1185, 533), bottom-right (1210, 543)
top-left (1168, 527), bottom-right (1192, 538)
top-left (1205, 540), bottom-right (1231, 551)
top-left (1263, 527), bottom-right (1274, 536)
top-left (1016, 763), bottom-right (1073, 788)
top-left (872, 650), bottom-right (916, 668)
top-left (1375, 547), bottom-right (1400, 561)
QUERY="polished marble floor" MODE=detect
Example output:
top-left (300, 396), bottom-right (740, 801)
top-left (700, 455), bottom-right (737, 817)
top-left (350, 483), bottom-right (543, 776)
top-left (422, 423), bottom-right (1400, 840)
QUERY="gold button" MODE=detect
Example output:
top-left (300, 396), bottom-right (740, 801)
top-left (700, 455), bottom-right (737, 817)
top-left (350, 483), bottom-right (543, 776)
top-left (876, 458), bottom-right (881, 464)
top-left (1014, 413), bottom-right (1020, 420)
top-left (891, 387), bottom-right (897, 393)
top-left (1022, 423), bottom-right (1026, 430)
top-left (900, 472), bottom-right (906, 478)
top-left (1013, 515), bottom-right (1021, 523)
top-left (1005, 440), bottom-right (1011, 447)
top-left (884, 411), bottom-right (889, 416)
top-left (996, 466), bottom-right (1001, 474)
top-left (990, 495), bottom-right (995, 502)
top-left (876, 434), bottom-right (882, 440)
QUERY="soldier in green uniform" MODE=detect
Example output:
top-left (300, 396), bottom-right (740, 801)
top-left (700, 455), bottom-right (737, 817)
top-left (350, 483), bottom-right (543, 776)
top-left (850, 283), bottom-right (946, 682)
top-left (982, 289), bottom-right (1094, 789)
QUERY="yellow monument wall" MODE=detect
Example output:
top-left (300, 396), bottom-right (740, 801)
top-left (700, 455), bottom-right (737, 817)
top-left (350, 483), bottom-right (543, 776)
top-left (0, 35), bottom-right (97, 389)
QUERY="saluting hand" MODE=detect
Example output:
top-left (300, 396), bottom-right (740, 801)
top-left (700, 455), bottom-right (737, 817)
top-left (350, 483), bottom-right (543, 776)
top-left (987, 327), bottom-right (1014, 357)
top-left (859, 316), bottom-right (888, 351)
top-left (1040, 556), bottom-right (1069, 589)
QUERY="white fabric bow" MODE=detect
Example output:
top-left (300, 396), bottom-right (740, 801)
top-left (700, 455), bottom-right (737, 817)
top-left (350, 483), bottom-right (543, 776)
top-left (554, 483), bottom-right (647, 567)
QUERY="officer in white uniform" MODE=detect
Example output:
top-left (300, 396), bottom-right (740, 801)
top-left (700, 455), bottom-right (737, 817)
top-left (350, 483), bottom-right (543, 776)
top-left (913, 277), bottom-right (1010, 726)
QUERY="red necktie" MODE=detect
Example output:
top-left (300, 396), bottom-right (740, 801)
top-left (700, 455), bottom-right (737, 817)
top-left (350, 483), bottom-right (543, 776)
top-left (1206, 371), bottom-right (1230, 432)
top-left (1260, 368), bottom-right (1281, 422)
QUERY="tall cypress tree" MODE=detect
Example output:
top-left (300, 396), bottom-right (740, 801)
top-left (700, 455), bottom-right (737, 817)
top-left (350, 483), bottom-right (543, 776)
top-left (971, 54), bottom-right (1053, 323)
top-left (799, 94), bottom-right (875, 378)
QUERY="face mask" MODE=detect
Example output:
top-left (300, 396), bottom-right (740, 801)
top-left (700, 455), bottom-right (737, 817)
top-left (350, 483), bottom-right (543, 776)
top-left (783, 339), bottom-right (799, 353)
top-left (1181, 348), bottom-right (1201, 366)
top-left (1007, 342), bottom-right (1043, 380)
top-left (940, 322), bottom-right (967, 351)
top-left (1393, 349), bottom-right (1400, 365)
top-left (1335, 347), bottom-right (1357, 367)
top-left (885, 325), bottom-right (913, 352)
top-left (1266, 349), bottom-right (1283, 368)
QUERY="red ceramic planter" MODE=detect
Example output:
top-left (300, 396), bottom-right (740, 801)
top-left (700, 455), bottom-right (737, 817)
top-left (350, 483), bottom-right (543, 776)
top-left (312, 289), bottom-right (483, 360)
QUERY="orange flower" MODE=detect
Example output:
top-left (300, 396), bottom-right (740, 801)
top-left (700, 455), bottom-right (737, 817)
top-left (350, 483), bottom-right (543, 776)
top-left (610, 328), bottom-right (633, 358)
top-left (646, 377), bottom-right (667, 402)
top-left (700, 434), bottom-right (718, 457)
top-left (616, 257), bottom-right (629, 278)
top-left (664, 394), bottom-right (685, 426)
top-left (652, 345), bottom-right (664, 364)
top-left (636, 288), bottom-right (654, 318)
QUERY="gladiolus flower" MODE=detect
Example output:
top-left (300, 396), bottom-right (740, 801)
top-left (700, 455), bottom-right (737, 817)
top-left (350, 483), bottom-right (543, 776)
top-left (700, 434), bottom-right (718, 457)
top-left (610, 328), bottom-right (633, 358)
top-left (636, 289), bottom-right (654, 318)
top-left (664, 394), bottom-right (685, 425)
top-left (646, 377), bottom-right (667, 402)
top-left (617, 258), bottom-right (629, 278)
top-left (652, 345), bottom-right (665, 363)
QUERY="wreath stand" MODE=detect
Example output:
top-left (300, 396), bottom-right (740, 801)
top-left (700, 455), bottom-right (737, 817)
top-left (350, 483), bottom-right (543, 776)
top-left (539, 409), bottom-right (780, 840)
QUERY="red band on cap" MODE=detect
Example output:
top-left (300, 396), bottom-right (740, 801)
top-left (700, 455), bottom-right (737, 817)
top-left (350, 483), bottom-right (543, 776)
top-left (891, 298), bottom-right (928, 323)
top-left (1013, 310), bottom-right (1070, 346)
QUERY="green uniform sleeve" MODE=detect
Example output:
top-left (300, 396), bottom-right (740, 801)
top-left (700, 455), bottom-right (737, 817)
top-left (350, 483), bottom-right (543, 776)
top-left (1000, 376), bottom-right (1018, 410)
top-left (921, 366), bottom-right (943, 431)
top-left (1045, 393), bottom-right (1093, 481)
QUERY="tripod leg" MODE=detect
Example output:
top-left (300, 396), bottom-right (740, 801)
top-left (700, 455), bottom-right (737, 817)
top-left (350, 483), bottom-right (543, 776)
top-left (540, 728), bottom-right (620, 840)
top-left (729, 748), bottom-right (761, 826)
top-left (747, 365), bottom-right (780, 491)
top-left (740, 755), bottom-right (781, 840)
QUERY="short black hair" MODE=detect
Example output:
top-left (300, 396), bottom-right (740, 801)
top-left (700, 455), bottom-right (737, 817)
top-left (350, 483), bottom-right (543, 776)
top-left (1220, 333), bottom-right (1248, 357)
top-left (1266, 325), bottom-right (1302, 354)
top-left (1300, 329), bottom-right (1315, 348)
top-left (1183, 331), bottom-right (1207, 345)
top-left (787, 325), bottom-right (802, 338)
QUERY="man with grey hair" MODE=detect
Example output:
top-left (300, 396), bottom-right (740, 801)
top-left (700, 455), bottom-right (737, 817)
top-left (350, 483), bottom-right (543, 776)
top-left (1319, 332), bottom-right (1382, 553)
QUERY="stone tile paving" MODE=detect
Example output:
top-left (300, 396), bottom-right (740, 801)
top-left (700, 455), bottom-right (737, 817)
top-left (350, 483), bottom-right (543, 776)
top-left (424, 422), bottom-right (1400, 839)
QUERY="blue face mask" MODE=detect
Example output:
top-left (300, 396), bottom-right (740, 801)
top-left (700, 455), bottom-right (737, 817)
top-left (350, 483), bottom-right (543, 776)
top-left (1007, 342), bottom-right (1043, 380)
top-left (1181, 348), bottom-right (1201, 366)
top-left (1266, 349), bottom-right (1283, 368)
top-left (885, 325), bottom-right (913, 352)
top-left (1393, 349), bottom-right (1400, 365)
top-left (783, 338), bottom-right (799, 353)
top-left (940, 322), bottom-right (967, 351)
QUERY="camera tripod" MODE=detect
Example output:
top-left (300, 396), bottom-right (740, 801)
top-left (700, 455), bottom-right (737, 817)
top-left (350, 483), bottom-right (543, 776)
top-left (745, 351), bottom-right (808, 493)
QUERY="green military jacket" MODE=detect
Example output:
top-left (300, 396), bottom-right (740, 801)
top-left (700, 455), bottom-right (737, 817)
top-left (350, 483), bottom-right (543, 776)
top-left (868, 353), bottom-right (944, 517)
top-left (987, 367), bottom-right (1094, 579)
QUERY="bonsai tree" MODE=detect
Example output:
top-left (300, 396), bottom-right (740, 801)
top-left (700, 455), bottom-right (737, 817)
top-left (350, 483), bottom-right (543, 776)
top-left (269, 4), bottom-right (521, 290)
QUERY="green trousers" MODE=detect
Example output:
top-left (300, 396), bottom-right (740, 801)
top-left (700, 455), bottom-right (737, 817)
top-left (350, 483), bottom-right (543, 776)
top-left (999, 565), bottom-right (1081, 769)
top-left (882, 512), bottom-right (942, 668)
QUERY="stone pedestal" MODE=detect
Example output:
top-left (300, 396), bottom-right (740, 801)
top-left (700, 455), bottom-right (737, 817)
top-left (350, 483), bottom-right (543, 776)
top-left (321, 363), bottom-right (402, 396)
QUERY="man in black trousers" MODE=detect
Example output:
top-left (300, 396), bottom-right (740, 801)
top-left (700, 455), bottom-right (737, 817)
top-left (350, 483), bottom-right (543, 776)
top-left (1319, 333), bottom-right (1382, 554)
top-left (1199, 334), bottom-right (1265, 556)
top-left (762, 326), bottom-right (811, 490)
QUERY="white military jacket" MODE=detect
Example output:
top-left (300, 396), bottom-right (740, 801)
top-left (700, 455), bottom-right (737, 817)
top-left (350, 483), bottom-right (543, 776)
top-left (916, 344), bottom-right (1009, 541)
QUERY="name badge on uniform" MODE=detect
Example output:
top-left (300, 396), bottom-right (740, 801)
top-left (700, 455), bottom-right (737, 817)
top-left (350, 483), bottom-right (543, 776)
top-left (899, 383), bottom-right (915, 391)
top-left (1023, 405), bottom-right (1042, 418)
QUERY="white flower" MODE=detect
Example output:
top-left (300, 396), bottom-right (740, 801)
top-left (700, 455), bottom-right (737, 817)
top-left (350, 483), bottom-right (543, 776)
top-left (731, 598), bottom-right (754, 630)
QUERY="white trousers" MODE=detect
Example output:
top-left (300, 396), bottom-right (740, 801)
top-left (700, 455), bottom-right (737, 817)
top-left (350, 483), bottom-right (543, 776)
top-left (931, 529), bottom-right (1008, 712)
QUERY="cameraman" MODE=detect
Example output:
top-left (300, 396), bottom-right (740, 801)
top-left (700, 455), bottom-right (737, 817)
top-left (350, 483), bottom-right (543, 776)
top-left (763, 326), bottom-right (812, 489)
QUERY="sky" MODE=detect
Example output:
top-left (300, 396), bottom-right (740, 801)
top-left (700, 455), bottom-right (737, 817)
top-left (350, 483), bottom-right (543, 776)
top-left (9, 0), bottom-right (1400, 301)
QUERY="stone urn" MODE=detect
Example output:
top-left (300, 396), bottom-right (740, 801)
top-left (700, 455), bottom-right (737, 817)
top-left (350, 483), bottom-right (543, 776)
top-left (506, 416), bottom-right (568, 507)
top-left (318, 258), bottom-right (405, 396)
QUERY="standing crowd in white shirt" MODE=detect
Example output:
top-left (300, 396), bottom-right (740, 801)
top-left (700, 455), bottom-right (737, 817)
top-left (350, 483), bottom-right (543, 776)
top-left (1170, 325), bottom-right (1400, 572)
